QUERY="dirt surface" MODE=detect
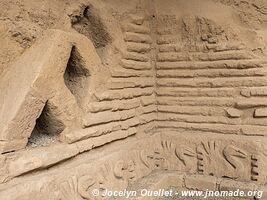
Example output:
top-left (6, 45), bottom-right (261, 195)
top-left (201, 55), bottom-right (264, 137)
top-left (1, 0), bottom-right (267, 75)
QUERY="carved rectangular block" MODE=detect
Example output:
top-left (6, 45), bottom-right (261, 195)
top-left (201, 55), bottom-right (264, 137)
top-left (254, 108), bottom-right (267, 118)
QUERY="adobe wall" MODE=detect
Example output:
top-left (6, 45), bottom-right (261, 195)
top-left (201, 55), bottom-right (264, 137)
top-left (1, 0), bottom-right (267, 199)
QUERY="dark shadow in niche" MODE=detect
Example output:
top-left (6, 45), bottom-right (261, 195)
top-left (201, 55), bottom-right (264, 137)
top-left (64, 46), bottom-right (90, 108)
top-left (70, 5), bottom-right (112, 49)
top-left (28, 102), bottom-right (65, 148)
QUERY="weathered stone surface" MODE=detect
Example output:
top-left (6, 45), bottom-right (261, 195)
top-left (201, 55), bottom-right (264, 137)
top-left (1, 0), bottom-right (267, 199)
top-left (184, 175), bottom-right (217, 191)
top-left (0, 29), bottom-right (102, 153)
top-left (254, 108), bottom-right (267, 118)
top-left (225, 108), bottom-right (242, 118)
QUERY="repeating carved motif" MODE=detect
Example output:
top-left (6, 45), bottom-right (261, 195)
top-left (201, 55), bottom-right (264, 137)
top-left (251, 155), bottom-right (259, 182)
top-left (114, 159), bottom-right (136, 181)
top-left (175, 145), bottom-right (197, 173)
top-left (2, 133), bottom-right (265, 200)
top-left (137, 137), bottom-right (261, 183)
top-left (196, 141), bottom-right (253, 181)
top-left (137, 137), bottom-right (261, 182)
top-left (78, 175), bottom-right (96, 199)
top-left (223, 145), bottom-right (248, 178)
top-left (59, 176), bottom-right (82, 200)
top-left (57, 158), bottom-right (139, 199)
top-left (2, 2), bottom-right (267, 199)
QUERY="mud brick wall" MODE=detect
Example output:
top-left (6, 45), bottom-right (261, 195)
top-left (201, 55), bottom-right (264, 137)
top-left (155, 15), bottom-right (267, 137)
top-left (1, 0), bottom-right (267, 199)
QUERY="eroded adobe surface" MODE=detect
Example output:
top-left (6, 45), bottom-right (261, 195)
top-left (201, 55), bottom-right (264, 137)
top-left (1, 0), bottom-right (267, 199)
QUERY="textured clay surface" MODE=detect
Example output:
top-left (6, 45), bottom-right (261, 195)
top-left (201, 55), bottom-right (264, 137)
top-left (1, 0), bottom-right (267, 199)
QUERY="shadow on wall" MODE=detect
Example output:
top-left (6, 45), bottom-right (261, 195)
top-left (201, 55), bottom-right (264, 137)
top-left (28, 102), bottom-right (65, 147)
top-left (64, 46), bottom-right (90, 107)
top-left (28, 46), bottom-right (90, 148)
top-left (70, 5), bottom-right (112, 49)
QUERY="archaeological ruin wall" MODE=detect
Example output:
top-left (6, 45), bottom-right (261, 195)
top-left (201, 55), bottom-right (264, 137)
top-left (1, 0), bottom-right (267, 199)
